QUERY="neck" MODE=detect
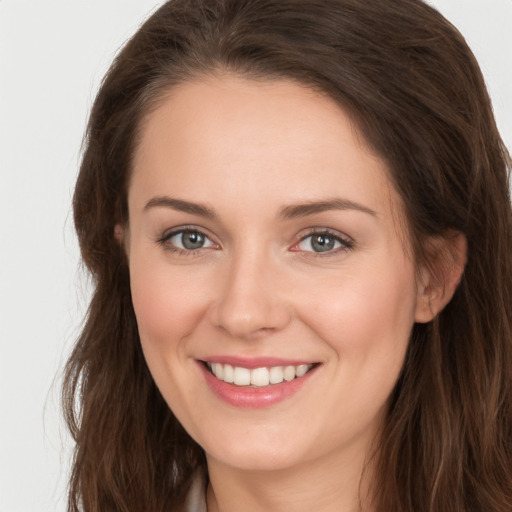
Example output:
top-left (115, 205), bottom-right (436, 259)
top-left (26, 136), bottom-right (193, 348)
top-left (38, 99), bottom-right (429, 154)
top-left (205, 442), bottom-right (376, 512)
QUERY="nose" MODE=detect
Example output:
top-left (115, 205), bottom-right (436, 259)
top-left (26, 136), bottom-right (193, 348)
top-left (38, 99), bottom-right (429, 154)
top-left (209, 249), bottom-right (292, 340)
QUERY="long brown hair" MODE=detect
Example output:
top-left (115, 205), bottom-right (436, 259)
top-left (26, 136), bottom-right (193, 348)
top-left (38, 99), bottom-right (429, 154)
top-left (64, 1), bottom-right (512, 510)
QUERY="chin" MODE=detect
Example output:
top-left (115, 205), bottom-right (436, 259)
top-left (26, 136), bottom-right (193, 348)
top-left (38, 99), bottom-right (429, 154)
top-left (206, 446), bottom-right (303, 472)
top-left (198, 425), bottom-right (317, 472)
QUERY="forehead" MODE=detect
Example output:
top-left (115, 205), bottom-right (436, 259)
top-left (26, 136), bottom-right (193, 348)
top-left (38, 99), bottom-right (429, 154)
top-left (130, 75), bottom-right (403, 227)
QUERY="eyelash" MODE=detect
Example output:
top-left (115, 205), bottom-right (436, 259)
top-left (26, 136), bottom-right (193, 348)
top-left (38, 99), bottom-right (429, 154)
top-left (293, 228), bottom-right (354, 256)
top-left (156, 227), bottom-right (354, 257)
top-left (156, 226), bottom-right (217, 256)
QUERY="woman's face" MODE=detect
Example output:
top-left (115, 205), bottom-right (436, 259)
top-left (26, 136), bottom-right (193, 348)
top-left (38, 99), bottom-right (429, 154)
top-left (126, 76), bottom-right (425, 472)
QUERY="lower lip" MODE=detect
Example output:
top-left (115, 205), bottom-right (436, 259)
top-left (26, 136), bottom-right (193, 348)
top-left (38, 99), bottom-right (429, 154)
top-left (198, 362), bottom-right (318, 408)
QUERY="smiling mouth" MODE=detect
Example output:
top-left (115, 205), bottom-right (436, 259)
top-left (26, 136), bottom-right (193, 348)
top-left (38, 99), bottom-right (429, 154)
top-left (204, 362), bottom-right (316, 387)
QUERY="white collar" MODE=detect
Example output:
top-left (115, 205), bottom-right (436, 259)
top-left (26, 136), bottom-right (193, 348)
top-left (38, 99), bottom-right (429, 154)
top-left (180, 469), bottom-right (207, 512)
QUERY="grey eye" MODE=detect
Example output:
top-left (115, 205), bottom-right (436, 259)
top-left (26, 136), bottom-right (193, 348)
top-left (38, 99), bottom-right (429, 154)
top-left (298, 233), bottom-right (342, 253)
top-left (169, 230), bottom-right (213, 250)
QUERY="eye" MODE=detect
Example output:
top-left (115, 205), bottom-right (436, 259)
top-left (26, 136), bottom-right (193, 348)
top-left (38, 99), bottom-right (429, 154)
top-left (296, 231), bottom-right (353, 253)
top-left (160, 229), bottom-right (215, 251)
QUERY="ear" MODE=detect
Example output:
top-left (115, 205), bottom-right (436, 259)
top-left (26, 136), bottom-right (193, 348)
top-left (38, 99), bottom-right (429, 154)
top-left (114, 223), bottom-right (124, 244)
top-left (414, 231), bottom-right (467, 323)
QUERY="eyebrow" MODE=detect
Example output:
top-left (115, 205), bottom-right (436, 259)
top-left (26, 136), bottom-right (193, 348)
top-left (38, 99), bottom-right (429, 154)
top-left (279, 199), bottom-right (377, 219)
top-left (144, 196), bottom-right (216, 218)
top-left (143, 196), bottom-right (377, 220)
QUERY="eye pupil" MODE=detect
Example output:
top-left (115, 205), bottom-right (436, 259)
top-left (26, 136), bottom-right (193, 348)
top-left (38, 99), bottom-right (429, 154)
top-left (182, 231), bottom-right (205, 250)
top-left (311, 234), bottom-right (335, 252)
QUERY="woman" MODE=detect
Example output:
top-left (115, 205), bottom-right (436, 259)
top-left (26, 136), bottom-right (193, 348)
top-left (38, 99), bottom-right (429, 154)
top-left (63, 0), bottom-right (512, 510)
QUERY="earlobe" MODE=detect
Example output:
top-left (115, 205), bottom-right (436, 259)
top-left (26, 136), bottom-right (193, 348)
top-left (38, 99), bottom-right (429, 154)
top-left (114, 223), bottom-right (124, 244)
top-left (414, 232), bottom-right (467, 323)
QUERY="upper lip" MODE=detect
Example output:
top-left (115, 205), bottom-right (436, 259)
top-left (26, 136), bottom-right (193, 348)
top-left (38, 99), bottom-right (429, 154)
top-left (199, 355), bottom-right (318, 369)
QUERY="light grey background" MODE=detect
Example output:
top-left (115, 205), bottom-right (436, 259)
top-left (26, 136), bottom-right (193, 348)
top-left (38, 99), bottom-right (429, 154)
top-left (0, 1), bottom-right (510, 511)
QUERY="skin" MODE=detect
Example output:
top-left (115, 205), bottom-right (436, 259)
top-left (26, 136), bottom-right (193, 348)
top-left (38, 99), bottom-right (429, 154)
top-left (122, 75), bottom-right (463, 511)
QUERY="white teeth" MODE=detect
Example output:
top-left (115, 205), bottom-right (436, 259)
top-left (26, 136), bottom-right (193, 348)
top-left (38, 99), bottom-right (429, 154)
top-left (283, 365), bottom-right (296, 382)
top-left (233, 366), bottom-right (251, 386)
top-left (251, 367), bottom-right (270, 386)
top-left (208, 362), bottom-right (314, 387)
top-left (269, 366), bottom-right (284, 384)
top-left (223, 364), bottom-right (234, 383)
top-left (212, 363), bottom-right (224, 380)
top-left (296, 364), bottom-right (309, 377)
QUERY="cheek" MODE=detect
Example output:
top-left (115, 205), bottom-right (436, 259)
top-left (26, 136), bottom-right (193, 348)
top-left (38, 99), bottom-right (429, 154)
top-left (295, 263), bottom-right (417, 442)
top-left (299, 260), bottom-right (417, 366)
top-left (129, 259), bottom-right (207, 344)
top-left (128, 257), bottom-right (210, 416)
